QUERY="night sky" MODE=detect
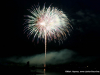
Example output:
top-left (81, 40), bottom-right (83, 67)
top-left (1, 0), bottom-right (100, 65)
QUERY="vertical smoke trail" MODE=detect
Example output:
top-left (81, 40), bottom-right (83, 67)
top-left (44, 30), bottom-right (46, 68)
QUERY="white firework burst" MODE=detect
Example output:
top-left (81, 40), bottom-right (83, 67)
top-left (24, 4), bottom-right (71, 43)
top-left (24, 4), bottom-right (72, 68)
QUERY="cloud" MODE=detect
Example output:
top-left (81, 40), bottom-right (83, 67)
top-left (70, 10), bottom-right (100, 33)
top-left (76, 11), bottom-right (85, 17)
top-left (6, 49), bottom-right (97, 65)
top-left (6, 49), bottom-right (76, 65)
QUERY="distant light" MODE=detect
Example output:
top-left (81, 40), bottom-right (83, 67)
top-left (87, 66), bottom-right (88, 67)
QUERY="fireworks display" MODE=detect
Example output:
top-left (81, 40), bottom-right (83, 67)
top-left (24, 4), bottom-right (72, 68)
top-left (24, 4), bottom-right (72, 44)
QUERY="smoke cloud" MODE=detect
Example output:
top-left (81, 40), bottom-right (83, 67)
top-left (6, 49), bottom-right (97, 65)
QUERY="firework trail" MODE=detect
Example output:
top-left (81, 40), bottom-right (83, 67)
top-left (24, 4), bottom-right (72, 67)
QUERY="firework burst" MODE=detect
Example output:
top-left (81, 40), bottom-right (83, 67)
top-left (24, 4), bottom-right (72, 44)
top-left (24, 4), bottom-right (72, 67)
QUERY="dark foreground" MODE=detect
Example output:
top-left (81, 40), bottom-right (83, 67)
top-left (0, 63), bottom-right (100, 75)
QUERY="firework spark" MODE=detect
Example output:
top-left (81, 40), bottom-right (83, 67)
top-left (24, 4), bottom-right (72, 67)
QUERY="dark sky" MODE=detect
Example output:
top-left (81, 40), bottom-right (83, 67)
top-left (1, 0), bottom-right (100, 65)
